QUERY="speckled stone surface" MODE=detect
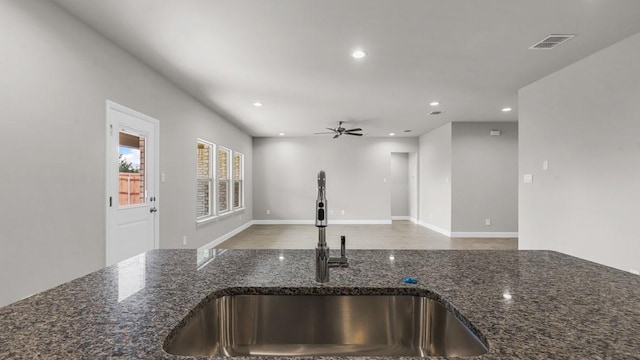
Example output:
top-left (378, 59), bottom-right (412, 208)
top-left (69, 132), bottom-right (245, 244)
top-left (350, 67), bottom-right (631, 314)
top-left (1, 249), bottom-right (639, 359)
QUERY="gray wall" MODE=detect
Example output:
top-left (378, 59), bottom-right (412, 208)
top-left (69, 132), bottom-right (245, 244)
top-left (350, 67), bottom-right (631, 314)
top-left (451, 122), bottom-right (518, 234)
top-left (390, 153), bottom-right (409, 217)
top-left (0, 0), bottom-right (252, 306)
top-left (253, 137), bottom-right (418, 222)
top-left (519, 32), bottom-right (640, 273)
top-left (418, 124), bottom-right (452, 232)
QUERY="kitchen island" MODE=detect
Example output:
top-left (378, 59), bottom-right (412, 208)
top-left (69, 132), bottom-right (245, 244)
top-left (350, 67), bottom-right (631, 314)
top-left (0, 249), bottom-right (638, 359)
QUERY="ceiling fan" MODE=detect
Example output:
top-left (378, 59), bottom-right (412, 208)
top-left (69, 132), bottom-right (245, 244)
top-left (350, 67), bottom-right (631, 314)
top-left (314, 121), bottom-right (364, 139)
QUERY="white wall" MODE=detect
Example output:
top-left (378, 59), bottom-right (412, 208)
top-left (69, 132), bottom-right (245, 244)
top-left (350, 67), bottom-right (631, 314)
top-left (390, 153), bottom-right (409, 217)
top-left (0, 0), bottom-right (252, 306)
top-left (519, 32), bottom-right (640, 273)
top-left (451, 122), bottom-right (518, 234)
top-left (408, 152), bottom-right (419, 221)
top-left (253, 137), bottom-right (418, 222)
top-left (418, 124), bottom-right (452, 233)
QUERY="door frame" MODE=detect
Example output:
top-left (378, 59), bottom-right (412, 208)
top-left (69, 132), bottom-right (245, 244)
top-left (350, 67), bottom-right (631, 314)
top-left (105, 100), bottom-right (160, 266)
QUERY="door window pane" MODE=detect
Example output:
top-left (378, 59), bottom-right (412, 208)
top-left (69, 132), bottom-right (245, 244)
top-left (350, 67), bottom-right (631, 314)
top-left (119, 132), bottom-right (145, 206)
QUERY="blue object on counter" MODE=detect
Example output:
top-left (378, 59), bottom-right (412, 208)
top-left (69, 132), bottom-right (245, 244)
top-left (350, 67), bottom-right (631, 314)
top-left (403, 277), bottom-right (418, 284)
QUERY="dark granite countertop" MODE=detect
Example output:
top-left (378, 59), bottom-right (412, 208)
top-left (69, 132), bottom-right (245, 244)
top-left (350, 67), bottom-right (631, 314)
top-left (1, 249), bottom-right (639, 359)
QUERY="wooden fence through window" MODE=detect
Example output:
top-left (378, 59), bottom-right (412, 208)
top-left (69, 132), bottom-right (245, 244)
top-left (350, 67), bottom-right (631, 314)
top-left (119, 173), bottom-right (144, 205)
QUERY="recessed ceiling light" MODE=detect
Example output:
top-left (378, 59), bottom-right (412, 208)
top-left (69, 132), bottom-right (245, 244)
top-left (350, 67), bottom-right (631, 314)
top-left (351, 49), bottom-right (367, 59)
top-left (389, 133), bottom-right (395, 136)
top-left (502, 107), bottom-right (512, 112)
top-left (253, 102), bottom-right (263, 107)
top-left (278, 132), bottom-right (285, 136)
top-left (430, 101), bottom-right (440, 106)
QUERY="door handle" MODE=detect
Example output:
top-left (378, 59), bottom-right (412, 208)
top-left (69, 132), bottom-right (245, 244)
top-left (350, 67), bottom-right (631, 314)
top-left (150, 207), bottom-right (158, 213)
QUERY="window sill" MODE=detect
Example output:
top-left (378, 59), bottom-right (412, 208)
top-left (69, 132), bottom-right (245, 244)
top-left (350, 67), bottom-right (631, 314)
top-left (196, 215), bottom-right (218, 226)
top-left (217, 210), bottom-right (234, 218)
top-left (196, 208), bottom-right (245, 226)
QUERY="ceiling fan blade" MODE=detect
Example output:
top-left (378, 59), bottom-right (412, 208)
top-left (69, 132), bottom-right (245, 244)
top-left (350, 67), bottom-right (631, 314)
top-left (345, 128), bottom-right (362, 132)
top-left (314, 132), bottom-right (335, 135)
top-left (345, 132), bottom-right (363, 136)
top-left (333, 134), bottom-right (340, 139)
top-left (326, 128), bottom-right (337, 132)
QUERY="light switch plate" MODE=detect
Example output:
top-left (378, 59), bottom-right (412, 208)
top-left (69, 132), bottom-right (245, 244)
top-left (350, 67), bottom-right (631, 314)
top-left (523, 174), bottom-right (533, 183)
top-left (542, 160), bottom-right (549, 170)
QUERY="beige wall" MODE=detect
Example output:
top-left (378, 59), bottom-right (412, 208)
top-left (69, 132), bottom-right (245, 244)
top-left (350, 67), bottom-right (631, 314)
top-left (253, 137), bottom-right (418, 222)
top-left (419, 122), bottom-right (518, 235)
top-left (451, 122), bottom-right (518, 234)
top-left (0, 0), bottom-right (252, 306)
top-left (390, 153), bottom-right (410, 217)
top-left (418, 123), bottom-right (452, 233)
top-left (519, 32), bottom-right (640, 273)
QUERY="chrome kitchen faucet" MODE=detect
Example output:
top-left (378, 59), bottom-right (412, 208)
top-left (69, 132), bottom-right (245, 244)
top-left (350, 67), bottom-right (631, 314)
top-left (315, 170), bottom-right (348, 283)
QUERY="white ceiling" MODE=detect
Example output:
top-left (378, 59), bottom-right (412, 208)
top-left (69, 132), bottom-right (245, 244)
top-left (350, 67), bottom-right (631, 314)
top-left (53, 0), bottom-right (640, 137)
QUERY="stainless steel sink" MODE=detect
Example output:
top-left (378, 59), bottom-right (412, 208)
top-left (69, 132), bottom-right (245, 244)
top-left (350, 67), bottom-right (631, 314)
top-left (164, 294), bottom-right (488, 357)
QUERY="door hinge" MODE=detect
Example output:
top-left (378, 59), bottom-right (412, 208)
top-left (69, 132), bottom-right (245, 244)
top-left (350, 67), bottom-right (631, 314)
top-left (109, 196), bottom-right (112, 207)
top-left (109, 124), bottom-right (113, 135)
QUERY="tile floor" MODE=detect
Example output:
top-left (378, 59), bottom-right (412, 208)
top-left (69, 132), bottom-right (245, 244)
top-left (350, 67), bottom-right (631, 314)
top-left (218, 221), bottom-right (518, 250)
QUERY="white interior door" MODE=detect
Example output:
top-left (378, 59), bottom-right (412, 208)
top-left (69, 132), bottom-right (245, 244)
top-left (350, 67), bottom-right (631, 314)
top-left (106, 101), bottom-right (159, 266)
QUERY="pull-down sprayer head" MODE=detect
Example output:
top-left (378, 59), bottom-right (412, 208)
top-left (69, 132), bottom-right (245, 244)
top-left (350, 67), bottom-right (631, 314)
top-left (316, 171), bottom-right (327, 228)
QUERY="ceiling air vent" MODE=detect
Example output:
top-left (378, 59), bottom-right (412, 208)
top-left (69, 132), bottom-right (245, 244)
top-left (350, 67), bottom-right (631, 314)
top-left (529, 34), bottom-right (575, 50)
top-left (429, 111), bottom-right (443, 116)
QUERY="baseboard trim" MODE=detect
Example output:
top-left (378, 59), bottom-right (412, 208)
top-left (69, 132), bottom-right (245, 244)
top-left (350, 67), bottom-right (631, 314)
top-left (253, 219), bottom-right (392, 225)
top-left (253, 220), bottom-right (312, 225)
top-left (450, 232), bottom-right (519, 238)
top-left (200, 220), bottom-right (255, 250)
top-left (332, 219), bottom-right (392, 225)
top-left (417, 221), bottom-right (451, 237)
top-left (391, 216), bottom-right (410, 221)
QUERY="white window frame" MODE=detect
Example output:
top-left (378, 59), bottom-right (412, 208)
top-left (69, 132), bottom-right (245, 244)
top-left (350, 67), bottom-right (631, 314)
top-left (196, 139), bottom-right (216, 223)
top-left (217, 146), bottom-right (232, 215)
top-left (232, 152), bottom-right (245, 210)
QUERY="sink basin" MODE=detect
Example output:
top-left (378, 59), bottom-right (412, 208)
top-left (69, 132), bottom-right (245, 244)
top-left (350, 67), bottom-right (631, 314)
top-left (164, 294), bottom-right (488, 357)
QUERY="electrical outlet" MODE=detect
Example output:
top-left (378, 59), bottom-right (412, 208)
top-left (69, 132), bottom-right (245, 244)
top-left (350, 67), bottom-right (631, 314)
top-left (485, 218), bottom-right (491, 226)
top-left (182, 236), bottom-right (187, 246)
top-left (341, 210), bottom-right (345, 215)
top-left (266, 209), bottom-right (270, 215)
top-left (330, 209), bottom-right (334, 215)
